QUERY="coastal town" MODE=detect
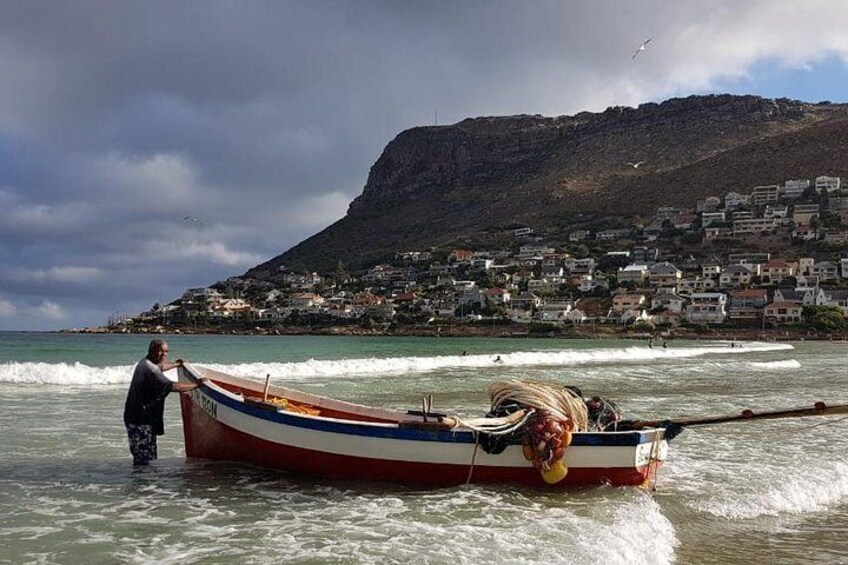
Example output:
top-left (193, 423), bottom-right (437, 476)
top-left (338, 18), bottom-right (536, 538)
top-left (111, 175), bottom-right (848, 338)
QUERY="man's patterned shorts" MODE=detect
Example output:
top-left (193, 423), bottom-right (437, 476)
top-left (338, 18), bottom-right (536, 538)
top-left (126, 424), bottom-right (158, 465)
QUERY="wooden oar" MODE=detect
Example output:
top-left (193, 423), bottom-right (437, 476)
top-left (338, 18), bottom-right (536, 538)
top-left (632, 401), bottom-right (848, 430)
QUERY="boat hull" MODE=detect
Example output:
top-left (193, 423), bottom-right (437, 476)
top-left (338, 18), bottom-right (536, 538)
top-left (179, 367), bottom-right (667, 488)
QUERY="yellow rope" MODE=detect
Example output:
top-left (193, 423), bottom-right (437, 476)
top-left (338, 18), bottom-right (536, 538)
top-left (487, 380), bottom-right (589, 431)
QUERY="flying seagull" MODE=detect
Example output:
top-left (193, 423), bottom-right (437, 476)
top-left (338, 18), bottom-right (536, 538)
top-left (183, 215), bottom-right (205, 227)
top-left (626, 161), bottom-right (646, 169)
top-left (631, 38), bottom-right (652, 59)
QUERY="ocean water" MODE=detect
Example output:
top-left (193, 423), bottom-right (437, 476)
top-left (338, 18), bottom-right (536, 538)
top-left (1, 332), bottom-right (847, 564)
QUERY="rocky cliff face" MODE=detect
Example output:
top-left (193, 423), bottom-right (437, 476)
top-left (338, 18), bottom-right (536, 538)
top-left (246, 94), bottom-right (848, 277)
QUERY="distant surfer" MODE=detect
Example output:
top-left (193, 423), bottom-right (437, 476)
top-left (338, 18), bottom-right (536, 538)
top-left (462, 351), bottom-right (468, 356)
top-left (494, 355), bottom-right (503, 364)
top-left (662, 339), bottom-right (668, 349)
top-left (648, 339), bottom-right (654, 349)
top-left (123, 339), bottom-right (202, 466)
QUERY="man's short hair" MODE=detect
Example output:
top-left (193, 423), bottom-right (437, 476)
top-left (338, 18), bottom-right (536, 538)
top-left (148, 339), bottom-right (168, 357)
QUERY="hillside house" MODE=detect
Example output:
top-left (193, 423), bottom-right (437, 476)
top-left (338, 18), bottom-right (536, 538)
top-left (484, 288), bottom-right (511, 305)
top-left (773, 288), bottom-right (818, 306)
top-left (649, 262), bottom-right (683, 287)
top-left (567, 258), bottom-right (596, 276)
top-left (211, 298), bottom-right (255, 319)
top-left (684, 293), bottom-right (728, 325)
top-left (535, 298), bottom-right (574, 322)
top-left (761, 261), bottom-right (796, 285)
top-left (596, 228), bottom-right (632, 241)
top-left (781, 179), bottom-right (809, 199)
top-left (719, 264), bottom-right (756, 288)
top-left (815, 176), bottom-right (841, 194)
top-left (678, 276), bottom-right (718, 296)
top-left (569, 230), bottom-right (592, 242)
top-left (702, 265), bottom-right (721, 278)
top-left (651, 292), bottom-right (685, 314)
top-left (704, 227), bottom-right (734, 241)
top-left (617, 264), bottom-right (649, 284)
top-left (764, 302), bottom-right (803, 324)
top-left (610, 293), bottom-right (648, 321)
top-left (527, 278), bottom-right (561, 295)
top-left (673, 214), bottom-right (697, 230)
top-left (733, 218), bottom-right (781, 235)
top-left (793, 204), bottom-right (820, 226)
top-left (448, 249), bottom-right (474, 263)
top-left (728, 253), bottom-right (770, 266)
top-left (751, 185), bottom-right (780, 205)
top-left (724, 192), bottom-right (750, 208)
top-left (792, 225), bottom-right (818, 240)
top-left (727, 289), bottom-right (767, 322)
top-left (823, 230), bottom-right (848, 244)
top-left (729, 288), bottom-right (768, 309)
top-left (289, 293), bottom-right (325, 309)
top-left (511, 292), bottom-right (542, 310)
top-left (764, 205), bottom-right (789, 219)
top-left (813, 261), bottom-right (839, 282)
top-left (820, 289), bottom-right (848, 316)
top-left (578, 275), bottom-right (609, 293)
top-left (701, 211), bottom-right (726, 227)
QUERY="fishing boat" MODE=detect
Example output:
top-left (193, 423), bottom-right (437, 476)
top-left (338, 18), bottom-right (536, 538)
top-left (177, 364), bottom-right (668, 488)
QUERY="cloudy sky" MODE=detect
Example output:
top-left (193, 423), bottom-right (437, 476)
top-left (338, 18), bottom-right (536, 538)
top-left (2, 1), bottom-right (848, 330)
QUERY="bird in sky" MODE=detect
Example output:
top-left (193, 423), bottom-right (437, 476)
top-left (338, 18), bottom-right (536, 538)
top-left (626, 161), bottom-right (646, 169)
top-left (183, 215), bottom-right (205, 227)
top-left (631, 38), bottom-right (652, 59)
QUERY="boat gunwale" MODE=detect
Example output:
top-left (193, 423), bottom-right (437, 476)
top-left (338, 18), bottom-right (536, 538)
top-left (180, 364), bottom-right (665, 446)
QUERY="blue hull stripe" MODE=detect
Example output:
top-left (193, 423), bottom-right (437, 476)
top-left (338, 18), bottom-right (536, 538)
top-left (203, 386), bottom-right (659, 446)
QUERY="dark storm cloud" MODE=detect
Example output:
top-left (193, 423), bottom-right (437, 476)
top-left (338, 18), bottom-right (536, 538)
top-left (1, 1), bottom-right (848, 329)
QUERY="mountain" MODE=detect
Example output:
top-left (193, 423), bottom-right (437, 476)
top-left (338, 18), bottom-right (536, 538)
top-left (246, 94), bottom-right (848, 278)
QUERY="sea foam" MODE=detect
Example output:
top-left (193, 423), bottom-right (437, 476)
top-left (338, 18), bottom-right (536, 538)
top-left (694, 460), bottom-right (848, 519)
top-left (748, 359), bottom-right (802, 370)
top-left (0, 341), bottom-right (793, 386)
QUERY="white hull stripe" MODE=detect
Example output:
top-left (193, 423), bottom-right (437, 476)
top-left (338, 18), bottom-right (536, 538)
top-left (199, 385), bottom-right (662, 447)
top-left (191, 388), bottom-right (668, 469)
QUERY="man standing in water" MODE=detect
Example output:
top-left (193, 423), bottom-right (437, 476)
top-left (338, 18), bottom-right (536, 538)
top-left (123, 339), bottom-right (201, 465)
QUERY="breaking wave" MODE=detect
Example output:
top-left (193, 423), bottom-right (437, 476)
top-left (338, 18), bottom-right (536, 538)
top-left (0, 342), bottom-right (793, 385)
top-left (749, 360), bottom-right (802, 370)
top-left (694, 460), bottom-right (848, 519)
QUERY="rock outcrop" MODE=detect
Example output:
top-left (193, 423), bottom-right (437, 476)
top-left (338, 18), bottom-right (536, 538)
top-left (246, 94), bottom-right (848, 276)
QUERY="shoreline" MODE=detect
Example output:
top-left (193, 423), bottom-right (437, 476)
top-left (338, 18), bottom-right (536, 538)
top-left (66, 323), bottom-right (848, 341)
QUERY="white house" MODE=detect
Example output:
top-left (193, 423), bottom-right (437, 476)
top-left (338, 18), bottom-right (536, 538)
top-left (815, 176), bottom-right (841, 194)
top-left (617, 264), bottom-right (649, 284)
top-left (701, 211), bottom-right (726, 227)
top-left (484, 288), bottom-right (512, 304)
top-left (719, 264), bottom-right (755, 288)
top-left (782, 179), bottom-right (809, 199)
top-left (724, 191), bottom-right (750, 208)
top-left (651, 292), bottom-right (686, 314)
top-left (684, 293), bottom-right (727, 324)
top-left (764, 302), bottom-right (803, 324)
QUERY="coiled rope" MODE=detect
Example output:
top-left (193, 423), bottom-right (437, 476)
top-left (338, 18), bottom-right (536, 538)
top-left (488, 380), bottom-right (589, 432)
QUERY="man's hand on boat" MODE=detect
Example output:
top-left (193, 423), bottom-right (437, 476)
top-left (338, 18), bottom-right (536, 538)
top-left (167, 359), bottom-right (205, 394)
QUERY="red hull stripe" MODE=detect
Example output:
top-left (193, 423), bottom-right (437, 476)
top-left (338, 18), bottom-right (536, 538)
top-left (181, 396), bottom-right (655, 487)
